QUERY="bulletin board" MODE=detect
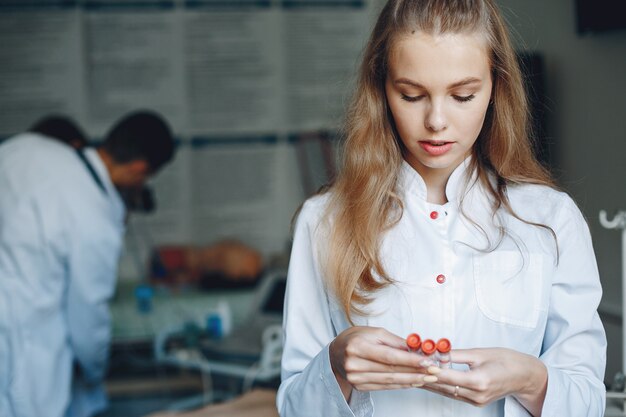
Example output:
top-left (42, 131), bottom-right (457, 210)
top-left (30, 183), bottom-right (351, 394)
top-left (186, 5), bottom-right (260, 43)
top-left (0, 0), bottom-right (374, 277)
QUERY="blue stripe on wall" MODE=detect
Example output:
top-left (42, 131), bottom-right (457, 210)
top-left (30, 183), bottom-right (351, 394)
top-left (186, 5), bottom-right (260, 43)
top-left (190, 135), bottom-right (277, 147)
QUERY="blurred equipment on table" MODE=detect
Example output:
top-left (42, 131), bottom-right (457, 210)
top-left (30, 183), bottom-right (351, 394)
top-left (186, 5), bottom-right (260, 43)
top-left (198, 269), bottom-right (285, 361)
top-left (150, 241), bottom-right (264, 290)
top-left (153, 270), bottom-right (286, 408)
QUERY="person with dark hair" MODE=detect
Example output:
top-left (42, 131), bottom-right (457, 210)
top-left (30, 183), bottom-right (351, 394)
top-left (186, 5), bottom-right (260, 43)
top-left (0, 110), bottom-right (175, 417)
top-left (29, 115), bottom-right (89, 149)
top-left (101, 111), bottom-right (174, 172)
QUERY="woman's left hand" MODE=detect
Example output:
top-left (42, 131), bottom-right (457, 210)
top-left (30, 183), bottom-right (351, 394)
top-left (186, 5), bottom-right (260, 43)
top-left (421, 348), bottom-right (548, 416)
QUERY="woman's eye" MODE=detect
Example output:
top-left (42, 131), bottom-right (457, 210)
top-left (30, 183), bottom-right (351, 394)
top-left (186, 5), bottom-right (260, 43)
top-left (401, 94), bottom-right (424, 103)
top-left (453, 94), bottom-right (475, 103)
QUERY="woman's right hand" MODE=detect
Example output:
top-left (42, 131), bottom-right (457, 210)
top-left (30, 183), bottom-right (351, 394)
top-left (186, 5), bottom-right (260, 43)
top-left (329, 326), bottom-right (438, 401)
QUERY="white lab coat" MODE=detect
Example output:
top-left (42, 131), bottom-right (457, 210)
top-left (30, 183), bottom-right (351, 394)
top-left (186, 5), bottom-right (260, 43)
top-left (0, 134), bottom-right (125, 417)
top-left (278, 159), bottom-right (607, 416)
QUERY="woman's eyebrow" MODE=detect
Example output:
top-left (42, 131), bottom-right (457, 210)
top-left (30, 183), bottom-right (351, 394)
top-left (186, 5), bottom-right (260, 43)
top-left (393, 77), bottom-right (483, 89)
top-left (448, 77), bottom-right (482, 88)
top-left (394, 78), bottom-right (425, 88)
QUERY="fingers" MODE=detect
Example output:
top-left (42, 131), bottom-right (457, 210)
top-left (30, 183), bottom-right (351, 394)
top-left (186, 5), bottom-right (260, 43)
top-left (448, 348), bottom-right (483, 365)
top-left (373, 328), bottom-right (412, 351)
top-left (348, 373), bottom-right (439, 391)
top-left (357, 343), bottom-right (428, 368)
top-left (417, 348), bottom-right (521, 407)
top-left (346, 357), bottom-right (429, 374)
top-left (421, 383), bottom-right (473, 404)
top-left (349, 372), bottom-right (437, 386)
top-left (421, 383), bottom-right (492, 408)
top-left (333, 326), bottom-right (443, 392)
top-left (356, 383), bottom-right (415, 391)
top-left (383, 332), bottom-right (407, 351)
top-left (347, 330), bottom-right (428, 365)
top-left (426, 367), bottom-right (481, 390)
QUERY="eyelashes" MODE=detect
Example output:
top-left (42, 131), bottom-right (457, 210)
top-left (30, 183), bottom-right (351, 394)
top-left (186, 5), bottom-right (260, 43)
top-left (453, 94), bottom-right (475, 103)
top-left (400, 94), bottom-right (476, 103)
top-left (401, 94), bottom-right (424, 103)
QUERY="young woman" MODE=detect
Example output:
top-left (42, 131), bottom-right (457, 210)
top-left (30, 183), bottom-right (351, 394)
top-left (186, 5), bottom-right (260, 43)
top-left (277, 1), bottom-right (606, 416)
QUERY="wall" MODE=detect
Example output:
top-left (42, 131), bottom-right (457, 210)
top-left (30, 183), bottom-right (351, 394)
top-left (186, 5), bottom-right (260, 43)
top-left (0, 1), bottom-right (376, 279)
top-left (2, 0), bottom-right (624, 383)
top-left (497, 0), bottom-right (626, 382)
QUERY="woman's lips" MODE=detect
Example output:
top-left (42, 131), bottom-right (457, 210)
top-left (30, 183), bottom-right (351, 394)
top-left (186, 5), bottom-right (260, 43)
top-left (418, 140), bottom-right (453, 156)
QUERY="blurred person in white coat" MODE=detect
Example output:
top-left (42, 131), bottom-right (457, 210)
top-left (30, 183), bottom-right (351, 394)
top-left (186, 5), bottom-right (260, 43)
top-left (0, 111), bottom-right (175, 417)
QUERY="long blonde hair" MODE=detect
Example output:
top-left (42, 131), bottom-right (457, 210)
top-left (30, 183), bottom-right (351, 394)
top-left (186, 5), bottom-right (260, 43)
top-left (321, 0), bottom-right (556, 322)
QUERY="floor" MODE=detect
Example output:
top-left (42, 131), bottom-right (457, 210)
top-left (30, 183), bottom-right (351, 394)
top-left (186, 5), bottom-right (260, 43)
top-left (101, 396), bottom-right (179, 417)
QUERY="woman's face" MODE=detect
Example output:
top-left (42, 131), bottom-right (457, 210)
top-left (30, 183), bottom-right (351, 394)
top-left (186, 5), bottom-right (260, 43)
top-left (385, 31), bottom-right (493, 181)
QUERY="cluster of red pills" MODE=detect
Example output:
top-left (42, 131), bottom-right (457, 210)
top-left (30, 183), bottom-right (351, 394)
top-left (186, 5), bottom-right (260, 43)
top-left (406, 333), bottom-right (451, 368)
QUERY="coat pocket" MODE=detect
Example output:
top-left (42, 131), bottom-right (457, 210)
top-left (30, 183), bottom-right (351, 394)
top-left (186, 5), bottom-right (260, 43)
top-left (473, 251), bottom-right (545, 328)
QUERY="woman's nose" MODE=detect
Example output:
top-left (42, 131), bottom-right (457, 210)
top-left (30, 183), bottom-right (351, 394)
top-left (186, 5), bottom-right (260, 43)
top-left (424, 102), bottom-right (448, 132)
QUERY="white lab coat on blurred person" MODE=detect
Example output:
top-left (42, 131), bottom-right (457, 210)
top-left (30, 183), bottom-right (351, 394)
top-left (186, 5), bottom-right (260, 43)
top-left (0, 133), bottom-right (126, 417)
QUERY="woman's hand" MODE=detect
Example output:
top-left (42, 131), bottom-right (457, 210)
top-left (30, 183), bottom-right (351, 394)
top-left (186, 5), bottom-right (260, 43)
top-left (422, 348), bottom-right (548, 416)
top-left (329, 326), bottom-right (438, 401)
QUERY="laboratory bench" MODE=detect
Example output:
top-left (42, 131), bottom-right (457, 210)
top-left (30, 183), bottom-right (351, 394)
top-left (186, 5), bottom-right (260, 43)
top-left (104, 280), bottom-right (263, 416)
top-left (110, 280), bottom-right (256, 344)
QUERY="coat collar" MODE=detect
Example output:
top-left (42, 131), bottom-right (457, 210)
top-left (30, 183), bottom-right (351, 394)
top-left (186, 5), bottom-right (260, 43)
top-left (398, 156), bottom-right (476, 204)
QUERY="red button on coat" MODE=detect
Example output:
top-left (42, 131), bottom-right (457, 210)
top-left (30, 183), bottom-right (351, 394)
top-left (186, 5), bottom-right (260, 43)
top-left (436, 274), bottom-right (446, 284)
top-left (430, 211), bottom-right (439, 220)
